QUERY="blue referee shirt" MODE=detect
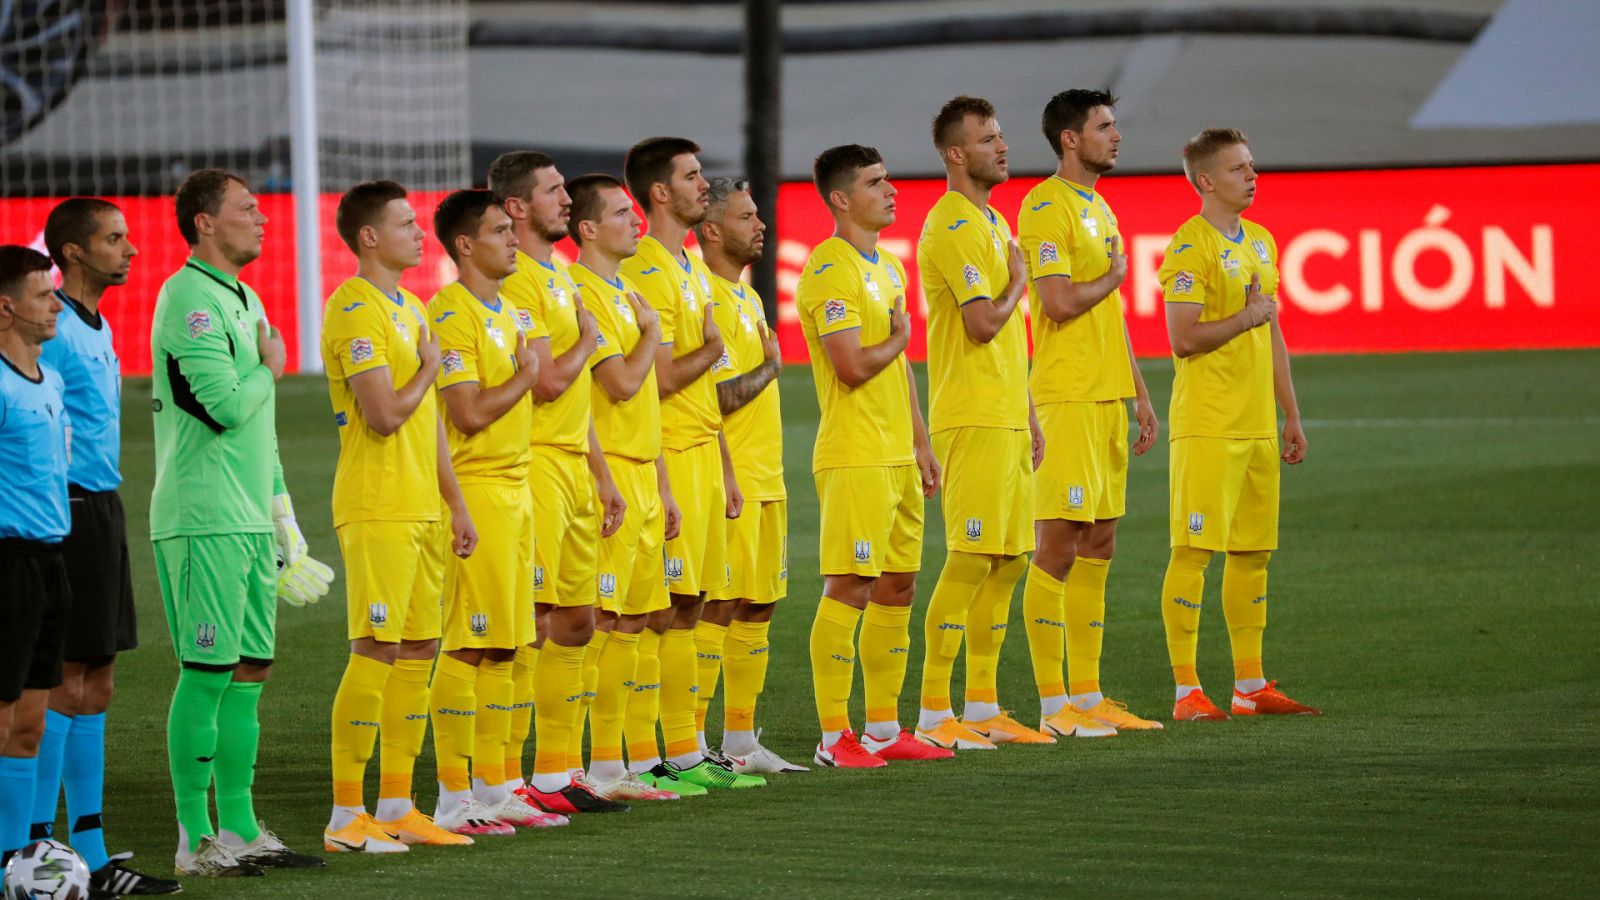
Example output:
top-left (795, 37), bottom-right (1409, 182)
top-left (40, 290), bottom-right (121, 491)
top-left (0, 351), bottom-right (71, 542)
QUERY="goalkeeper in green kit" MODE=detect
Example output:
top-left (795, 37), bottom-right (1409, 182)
top-left (149, 169), bottom-right (334, 877)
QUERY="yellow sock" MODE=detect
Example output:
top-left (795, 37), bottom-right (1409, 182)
top-left (693, 620), bottom-right (727, 738)
top-left (473, 658), bottom-right (513, 787)
top-left (965, 555), bottom-right (1025, 703)
top-left (1064, 556), bottom-right (1111, 696)
top-left (1022, 563), bottom-right (1068, 702)
top-left (532, 641), bottom-right (585, 780)
top-left (331, 653), bottom-right (391, 808)
top-left (722, 618), bottom-right (770, 733)
top-left (625, 629), bottom-right (663, 768)
top-left (918, 551), bottom-right (990, 711)
top-left (1223, 551), bottom-right (1271, 681)
top-left (377, 657), bottom-right (432, 804)
top-left (428, 654), bottom-right (477, 792)
top-left (592, 631), bottom-right (637, 769)
top-left (809, 597), bottom-right (861, 735)
top-left (1162, 547), bottom-right (1213, 685)
top-left (569, 632), bottom-right (606, 772)
top-left (860, 602), bottom-right (912, 732)
top-left (505, 645), bottom-right (537, 784)
top-left (658, 628), bottom-right (700, 761)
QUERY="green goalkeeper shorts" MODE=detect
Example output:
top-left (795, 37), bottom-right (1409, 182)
top-left (154, 533), bottom-right (277, 666)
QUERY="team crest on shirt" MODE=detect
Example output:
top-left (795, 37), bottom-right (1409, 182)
top-left (886, 266), bottom-right (903, 289)
top-left (349, 337), bottom-right (374, 364)
top-left (1188, 513), bottom-right (1205, 535)
top-left (598, 573), bottom-right (617, 599)
top-left (853, 540), bottom-right (872, 563)
top-left (824, 299), bottom-right (847, 324)
top-left (964, 518), bottom-right (983, 540)
top-left (962, 264), bottom-right (981, 288)
top-left (1252, 239), bottom-right (1271, 264)
top-left (665, 557), bottom-right (685, 581)
top-left (195, 623), bottom-right (217, 649)
top-left (515, 309), bottom-right (535, 333)
top-left (1067, 485), bottom-right (1086, 510)
top-left (186, 310), bottom-right (212, 338)
top-left (470, 612), bottom-right (489, 636)
top-left (1039, 241), bottom-right (1059, 265)
top-left (442, 350), bottom-right (464, 375)
top-left (1173, 271), bottom-right (1195, 295)
top-left (697, 271), bottom-right (711, 296)
top-left (369, 603), bottom-right (389, 627)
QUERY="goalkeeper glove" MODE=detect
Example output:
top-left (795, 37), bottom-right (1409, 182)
top-left (271, 493), bottom-right (335, 607)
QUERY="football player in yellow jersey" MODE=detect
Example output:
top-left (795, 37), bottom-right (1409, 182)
top-left (797, 144), bottom-right (949, 768)
top-left (1158, 128), bottom-right (1317, 721)
top-left (425, 190), bottom-right (578, 833)
top-left (486, 154), bottom-right (644, 811)
top-left (320, 181), bottom-right (479, 852)
top-left (694, 177), bottom-right (807, 775)
top-left (620, 138), bottom-right (763, 791)
top-left (912, 97), bottom-right (1066, 751)
top-left (1017, 89), bottom-right (1163, 734)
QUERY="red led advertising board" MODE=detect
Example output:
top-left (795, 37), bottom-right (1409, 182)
top-left (2, 164), bottom-right (1593, 375)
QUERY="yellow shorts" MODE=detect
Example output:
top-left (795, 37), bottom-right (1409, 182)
top-left (597, 457), bottom-right (669, 617)
top-left (530, 446), bottom-right (599, 608)
top-left (337, 519), bottom-right (444, 642)
top-left (663, 439), bottom-right (729, 596)
top-left (442, 481), bottom-right (535, 650)
top-left (933, 427), bottom-right (1035, 557)
top-left (710, 499), bottom-right (788, 603)
top-left (1169, 436), bottom-right (1280, 552)
top-left (816, 465), bottom-right (923, 577)
top-left (1036, 399), bottom-right (1129, 522)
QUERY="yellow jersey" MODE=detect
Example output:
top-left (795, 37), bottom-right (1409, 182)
top-left (917, 191), bottom-right (1029, 433)
top-left (570, 263), bottom-right (661, 464)
top-left (320, 277), bottom-right (439, 526)
top-left (429, 281), bottom-right (533, 484)
top-left (501, 251), bottom-right (590, 455)
top-left (1018, 176), bottom-right (1135, 404)
top-left (1158, 215), bottom-right (1280, 440)
top-left (709, 273), bottom-right (784, 501)
top-left (620, 235), bottom-right (721, 451)
top-left (795, 236), bottom-right (913, 472)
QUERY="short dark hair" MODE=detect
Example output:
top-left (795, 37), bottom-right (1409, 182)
top-left (932, 95), bottom-right (996, 151)
top-left (623, 136), bottom-right (699, 213)
top-left (433, 189), bottom-right (504, 263)
top-left (486, 150), bottom-right (557, 204)
top-left (335, 180), bottom-right (408, 254)
top-left (0, 245), bottom-right (53, 301)
top-left (1041, 89), bottom-right (1117, 158)
top-left (175, 168), bottom-right (247, 246)
top-left (693, 175), bottom-right (750, 242)
top-left (1182, 128), bottom-right (1250, 191)
top-left (812, 144), bottom-right (883, 207)
top-left (43, 197), bottom-right (120, 269)
top-left (565, 174), bottom-right (626, 247)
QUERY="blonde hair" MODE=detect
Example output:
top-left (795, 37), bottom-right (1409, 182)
top-left (1181, 128), bottom-right (1248, 192)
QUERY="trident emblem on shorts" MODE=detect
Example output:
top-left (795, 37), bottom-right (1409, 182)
top-left (1068, 485), bottom-right (1086, 509)
top-left (470, 613), bottom-right (489, 636)
top-left (368, 603), bottom-right (388, 627)
top-left (965, 518), bottom-right (983, 540)
top-left (598, 573), bottom-right (617, 598)
top-left (665, 557), bottom-right (685, 581)
top-left (1188, 513), bottom-right (1205, 535)
top-left (853, 540), bottom-right (872, 563)
top-left (533, 565), bottom-right (546, 591)
top-left (195, 623), bottom-right (216, 649)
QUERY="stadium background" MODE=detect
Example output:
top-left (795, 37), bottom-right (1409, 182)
top-left (2, 0), bottom-right (1597, 896)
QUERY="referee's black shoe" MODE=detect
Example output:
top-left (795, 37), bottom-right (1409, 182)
top-left (90, 851), bottom-right (183, 896)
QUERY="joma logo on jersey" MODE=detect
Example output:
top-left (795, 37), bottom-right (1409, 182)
top-left (1188, 512), bottom-right (1205, 534)
top-left (853, 540), bottom-right (872, 563)
top-left (368, 603), bottom-right (388, 627)
top-left (664, 557), bottom-right (685, 581)
top-left (598, 573), bottom-right (617, 598)
top-left (1067, 485), bottom-right (1086, 509)
top-left (1172, 596), bottom-right (1201, 609)
top-left (469, 613), bottom-right (489, 636)
top-left (965, 517), bottom-right (983, 540)
top-left (195, 623), bottom-right (217, 648)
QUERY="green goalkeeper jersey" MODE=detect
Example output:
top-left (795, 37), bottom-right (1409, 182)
top-left (149, 257), bottom-right (286, 540)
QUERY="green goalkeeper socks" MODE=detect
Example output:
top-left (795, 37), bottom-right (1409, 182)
top-left (215, 680), bottom-right (264, 843)
top-left (167, 667), bottom-right (231, 851)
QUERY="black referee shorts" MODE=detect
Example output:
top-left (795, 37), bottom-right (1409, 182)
top-left (0, 538), bottom-right (70, 702)
top-left (62, 486), bottom-right (139, 662)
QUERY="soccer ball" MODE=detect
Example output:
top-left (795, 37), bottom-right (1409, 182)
top-left (2, 840), bottom-right (90, 900)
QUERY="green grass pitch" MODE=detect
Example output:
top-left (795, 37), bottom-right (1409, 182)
top-left (87, 349), bottom-right (1598, 897)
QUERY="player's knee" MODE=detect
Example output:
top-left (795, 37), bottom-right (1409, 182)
top-left (1169, 546), bottom-right (1213, 574)
top-left (874, 574), bottom-right (917, 607)
top-left (1226, 550), bottom-right (1271, 573)
top-left (735, 601), bottom-right (776, 624)
top-left (399, 637), bottom-right (439, 661)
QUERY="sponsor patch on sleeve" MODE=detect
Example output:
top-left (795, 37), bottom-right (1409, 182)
top-left (441, 349), bottom-right (464, 374)
top-left (349, 337), bottom-right (374, 364)
top-left (962, 264), bottom-right (981, 288)
top-left (186, 310), bottom-right (212, 338)
top-left (823, 298), bottom-right (848, 324)
top-left (1172, 271), bottom-right (1195, 295)
top-left (1039, 241), bottom-right (1059, 265)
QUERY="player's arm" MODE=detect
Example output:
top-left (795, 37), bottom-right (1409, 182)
top-left (436, 418), bottom-right (477, 557)
top-left (1269, 314), bottom-right (1307, 464)
top-left (656, 298), bottom-right (724, 398)
top-left (587, 422), bottom-right (626, 537)
top-left (657, 454), bottom-right (681, 541)
top-left (1123, 319), bottom-right (1158, 456)
top-left (593, 292), bottom-right (661, 401)
top-left (719, 429), bottom-right (743, 519)
top-left (1035, 235), bottom-right (1127, 323)
top-left (440, 332), bottom-right (540, 436)
top-left (348, 324), bottom-right (443, 436)
top-left (167, 302), bottom-right (282, 431)
top-left (820, 294), bottom-right (910, 389)
top-left (907, 358), bottom-right (940, 497)
top-left (1165, 273), bottom-right (1275, 358)
top-left (959, 240), bottom-right (1028, 344)
top-left (717, 321), bottom-right (781, 415)
top-left (533, 294), bottom-right (600, 402)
